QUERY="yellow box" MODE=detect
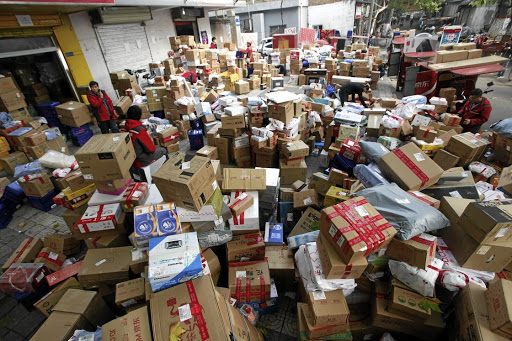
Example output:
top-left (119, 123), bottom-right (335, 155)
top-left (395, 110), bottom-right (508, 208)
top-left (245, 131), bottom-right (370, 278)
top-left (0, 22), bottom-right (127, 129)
top-left (323, 186), bottom-right (350, 207)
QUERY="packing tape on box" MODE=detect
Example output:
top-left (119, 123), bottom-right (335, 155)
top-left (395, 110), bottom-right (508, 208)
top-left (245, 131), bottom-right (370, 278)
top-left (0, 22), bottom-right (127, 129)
top-left (392, 149), bottom-right (430, 189)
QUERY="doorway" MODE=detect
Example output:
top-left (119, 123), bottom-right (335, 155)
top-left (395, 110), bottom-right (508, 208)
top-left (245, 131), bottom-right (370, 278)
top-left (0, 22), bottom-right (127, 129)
top-left (175, 21), bottom-right (199, 43)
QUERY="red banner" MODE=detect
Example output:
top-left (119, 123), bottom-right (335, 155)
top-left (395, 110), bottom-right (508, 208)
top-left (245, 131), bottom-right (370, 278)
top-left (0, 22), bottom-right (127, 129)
top-left (414, 70), bottom-right (437, 99)
top-left (8, 0), bottom-right (114, 3)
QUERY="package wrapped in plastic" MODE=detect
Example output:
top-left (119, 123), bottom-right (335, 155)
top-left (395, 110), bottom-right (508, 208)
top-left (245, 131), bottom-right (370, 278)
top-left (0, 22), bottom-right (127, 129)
top-left (359, 141), bottom-right (389, 164)
top-left (436, 237), bottom-right (493, 290)
top-left (14, 161), bottom-right (42, 178)
top-left (287, 230), bottom-right (319, 249)
top-left (411, 137), bottom-right (444, 147)
top-left (294, 243), bottom-right (356, 296)
top-left (175, 96), bottom-right (195, 106)
top-left (381, 115), bottom-right (403, 129)
top-left (402, 95), bottom-right (427, 105)
top-left (39, 150), bottom-right (77, 169)
top-left (354, 164), bottom-right (390, 188)
top-left (393, 102), bottom-right (416, 120)
top-left (490, 118), bottom-right (512, 138)
top-left (197, 230), bottom-right (232, 249)
top-left (388, 258), bottom-right (443, 297)
top-left (355, 183), bottom-right (450, 240)
top-left (377, 136), bottom-right (401, 151)
top-left (478, 181), bottom-right (511, 201)
top-left (69, 327), bottom-right (102, 341)
top-left (469, 161), bottom-right (496, 178)
top-left (247, 97), bottom-right (264, 106)
top-left (416, 104), bottom-right (435, 111)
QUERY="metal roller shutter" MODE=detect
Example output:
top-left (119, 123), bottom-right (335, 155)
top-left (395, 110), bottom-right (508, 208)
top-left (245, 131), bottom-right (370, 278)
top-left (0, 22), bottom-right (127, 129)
top-left (96, 23), bottom-right (152, 73)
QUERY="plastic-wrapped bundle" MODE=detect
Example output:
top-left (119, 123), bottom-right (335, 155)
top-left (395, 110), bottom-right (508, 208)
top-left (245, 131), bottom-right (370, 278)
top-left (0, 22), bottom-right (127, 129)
top-left (393, 102), bottom-right (416, 120)
top-left (39, 150), bottom-right (77, 169)
top-left (490, 118), bottom-right (512, 138)
top-left (402, 95), bottom-right (427, 105)
top-left (294, 243), bottom-right (356, 296)
top-left (247, 97), bottom-right (264, 106)
top-left (382, 115), bottom-right (403, 129)
top-left (388, 258), bottom-right (443, 297)
top-left (359, 141), bottom-right (389, 164)
top-left (376, 136), bottom-right (401, 151)
top-left (469, 161), bottom-right (496, 179)
top-left (287, 230), bottom-right (319, 249)
top-left (356, 183), bottom-right (450, 240)
top-left (354, 164), bottom-right (390, 188)
top-left (13, 161), bottom-right (42, 178)
top-left (198, 230), bottom-right (233, 249)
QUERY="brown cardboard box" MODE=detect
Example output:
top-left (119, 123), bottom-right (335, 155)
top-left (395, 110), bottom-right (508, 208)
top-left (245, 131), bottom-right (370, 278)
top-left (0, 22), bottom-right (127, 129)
top-left (226, 233), bottom-right (265, 262)
top-left (433, 149), bottom-right (460, 170)
top-left (444, 133), bottom-right (482, 167)
top-left (498, 165), bottom-right (512, 195)
top-left (289, 207), bottom-right (321, 237)
top-left (439, 196), bottom-right (474, 226)
top-left (0, 90), bottom-right (26, 112)
top-left (456, 283), bottom-right (509, 341)
top-left (115, 278), bottom-right (145, 309)
top-left (228, 259), bottom-right (271, 303)
top-left (308, 172), bottom-right (331, 196)
top-left (197, 145), bottom-right (218, 160)
top-left (30, 311), bottom-right (93, 341)
top-left (0, 151), bottom-right (29, 175)
top-left (86, 233), bottom-right (130, 249)
top-left (64, 170), bottom-right (88, 192)
top-left (34, 247), bottom-right (66, 272)
top-left (153, 153), bottom-right (217, 212)
top-left (102, 306), bottom-right (152, 340)
top-left (235, 81), bottom-right (250, 94)
top-left (0, 77), bottom-right (18, 94)
top-left (215, 136), bottom-right (230, 164)
top-left (280, 187), bottom-right (294, 202)
top-left (454, 42), bottom-right (477, 50)
top-left (53, 288), bottom-right (114, 326)
top-left (280, 159), bottom-right (307, 185)
top-left (265, 245), bottom-right (295, 291)
top-left (228, 192), bottom-right (254, 217)
top-left (441, 221), bottom-right (512, 272)
top-left (74, 133), bottom-right (135, 181)
top-left (62, 205), bottom-right (88, 230)
top-left (415, 126), bottom-right (437, 143)
top-left (202, 247), bottom-right (221, 285)
top-left (316, 233), bottom-right (367, 279)
top-left (389, 282), bottom-right (432, 320)
top-left (18, 172), bottom-right (54, 197)
top-left (268, 101), bottom-right (294, 125)
top-left (379, 143), bottom-right (444, 191)
top-left (114, 96), bottom-right (132, 116)
top-left (293, 189), bottom-right (318, 210)
top-left (468, 49), bottom-right (483, 59)
top-left (306, 289), bottom-right (349, 327)
top-left (407, 190), bottom-right (440, 209)
top-left (55, 101), bottom-right (91, 127)
top-left (320, 197), bottom-right (397, 264)
top-left (281, 140), bottom-right (309, 159)
top-left (221, 114), bottom-right (245, 129)
top-left (43, 234), bottom-right (80, 256)
top-left (458, 201), bottom-right (512, 244)
top-left (486, 278), bottom-right (512, 339)
top-left (366, 113), bottom-right (384, 137)
top-left (386, 234), bottom-right (437, 269)
top-left (26, 131), bottom-right (47, 146)
top-left (443, 113), bottom-right (462, 127)
top-left (78, 246), bottom-right (132, 288)
top-left (2, 237), bottom-right (42, 271)
top-left (422, 167), bottom-right (478, 200)
top-left (33, 278), bottom-right (81, 317)
top-left (299, 302), bottom-right (350, 339)
top-left (222, 168), bottom-right (266, 192)
top-left (493, 134), bottom-right (512, 165)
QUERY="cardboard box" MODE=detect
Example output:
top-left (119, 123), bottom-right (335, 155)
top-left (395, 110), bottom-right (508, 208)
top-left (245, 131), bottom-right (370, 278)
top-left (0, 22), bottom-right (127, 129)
top-left (53, 288), bottom-right (114, 327)
top-left (386, 233), bottom-right (437, 269)
top-left (443, 113), bottom-right (462, 127)
top-left (316, 232), bottom-right (367, 279)
top-left (43, 234), bottom-right (80, 256)
top-left (30, 311), bottom-right (93, 341)
top-left (433, 149), bottom-right (460, 170)
top-left (486, 278), bottom-right (512, 339)
top-left (235, 81), bottom-right (250, 94)
top-left (64, 171), bottom-right (88, 192)
top-left (407, 190), bottom-right (440, 209)
top-left (202, 247), bottom-right (221, 285)
top-left (445, 133), bottom-right (481, 167)
top-left (455, 283), bottom-right (509, 341)
top-left (0, 90), bottom-right (26, 112)
top-left (148, 233), bottom-right (202, 292)
top-left (389, 282), bottom-right (432, 320)
top-left (115, 278), bottom-right (146, 309)
top-left (228, 191), bottom-right (254, 217)
top-left (102, 306), bottom-right (152, 340)
top-left (299, 303), bottom-right (350, 339)
top-left (265, 245), bottom-right (295, 291)
top-left (120, 182), bottom-right (149, 212)
top-left (197, 145), bottom-right (218, 160)
top-left (323, 186), bottom-right (350, 207)
top-left (228, 259), bottom-right (271, 303)
top-left (76, 203), bottom-right (122, 234)
top-left (222, 168), bottom-right (266, 192)
top-left (27, 131), bottom-right (47, 146)
top-left (280, 159), bottom-right (307, 185)
top-left (153, 153), bottom-right (217, 212)
top-left (33, 277), bottom-right (81, 317)
top-left (226, 233), bottom-right (265, 262)
top-left (289, 207), bottom-right (321, 237)
top-left (74, 133), bottom-right (135, 181)
top-left (55, 101), bottom-right (91, 127)
top-left (0, 151), bottom-right (29, 175)
top-left (306, 289), bottom-right (349, 327)
top-left (2, 237), bottom-right (42, 271)
top-left (221, 114), bottom-right (245, 129)
top-left (78, 246), bottom-right (132, 288)
top-left (498, 165), bottom-right (512, 195)
top-left (458, 201), bottom-right (512, 244)
top-left (319, 197), bottom-right (397, 264)
top-left (34, 247), bottom-right (66, 272)
top-left (415, 126), bottom-right (437, 143)
top-left (281, 140), bottom-right (309, 159)
top-left (293, 189), bottom-right (318, 210)
top-left (268, 101), bottom-right (294, 125)
top-left (422, 168), bottom-right (478, 200)
top-left (18, 172), bottom-right (54, 197)
top-left (379, 142), bottom-right (444, 191)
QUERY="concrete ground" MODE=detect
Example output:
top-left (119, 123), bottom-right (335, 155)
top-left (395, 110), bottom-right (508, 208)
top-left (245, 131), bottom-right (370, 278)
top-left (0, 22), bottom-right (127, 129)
top-left (0, 76), bottom-right (399, 340)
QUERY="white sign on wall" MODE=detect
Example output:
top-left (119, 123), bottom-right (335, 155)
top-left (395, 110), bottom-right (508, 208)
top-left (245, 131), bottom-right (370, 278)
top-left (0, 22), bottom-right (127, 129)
top-left (284, 27), bottom-right (297, 34)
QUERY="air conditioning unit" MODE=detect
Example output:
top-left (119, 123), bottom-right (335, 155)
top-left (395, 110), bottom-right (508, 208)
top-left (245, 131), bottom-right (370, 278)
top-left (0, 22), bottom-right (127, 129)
top-left (89, 7), bottom-right (152, 25)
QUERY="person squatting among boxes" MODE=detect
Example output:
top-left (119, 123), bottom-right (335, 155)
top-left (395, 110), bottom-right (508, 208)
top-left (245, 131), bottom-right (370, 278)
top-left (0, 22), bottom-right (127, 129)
top-left (337, 82), bottom-right (370, 108)
top-left (124, 106), bottom-right (167, 168)
top-left (457, 88), bottom-right (492, 133)
top-left (87, 81), bottom-right (120, 134)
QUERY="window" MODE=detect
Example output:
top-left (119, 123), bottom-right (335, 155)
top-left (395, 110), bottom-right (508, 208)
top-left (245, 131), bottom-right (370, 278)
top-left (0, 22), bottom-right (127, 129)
top-left (313, 25), bottom-right (323, 30)
top-left (269, 25), bottom-right (286, 35)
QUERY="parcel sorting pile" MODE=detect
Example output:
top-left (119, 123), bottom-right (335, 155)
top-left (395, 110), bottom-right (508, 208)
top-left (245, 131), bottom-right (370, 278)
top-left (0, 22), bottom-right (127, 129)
top-left (1, 35), bottom-right (512, 341)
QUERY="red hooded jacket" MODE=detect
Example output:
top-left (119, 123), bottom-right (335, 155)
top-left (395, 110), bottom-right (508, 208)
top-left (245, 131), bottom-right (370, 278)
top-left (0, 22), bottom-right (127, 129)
top-left (87, 91), bottom-right (116, 122)
top-left (124, 119), bottom-right (156, 168)
top-left (458, 97), bottom-right (492, 132)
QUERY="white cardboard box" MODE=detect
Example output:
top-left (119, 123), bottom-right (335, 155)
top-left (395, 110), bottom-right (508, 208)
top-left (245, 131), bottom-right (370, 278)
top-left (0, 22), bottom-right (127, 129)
top-left (228, 191), bottom-right (259, 232)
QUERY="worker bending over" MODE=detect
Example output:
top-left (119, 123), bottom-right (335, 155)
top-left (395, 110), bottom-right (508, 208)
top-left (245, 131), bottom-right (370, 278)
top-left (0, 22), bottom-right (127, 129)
top-left (337, 82), bottom-right (370, 108)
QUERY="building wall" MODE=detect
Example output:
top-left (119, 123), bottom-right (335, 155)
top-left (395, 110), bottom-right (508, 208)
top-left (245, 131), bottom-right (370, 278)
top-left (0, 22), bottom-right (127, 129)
top-left (308, 0), bottom-right (355, 36)
top-left (458, 4), bottom-right (497, 33)
top-left (144, 9), bottom-right (176, 62)
top-left (197, 15), bottom-right (213, 45)
top-left (442, 3), bottom-right (460, 18)
top-left (237, 7), bottom-right (300, 38)
top-left (489, 17), bottom-right (512, 36)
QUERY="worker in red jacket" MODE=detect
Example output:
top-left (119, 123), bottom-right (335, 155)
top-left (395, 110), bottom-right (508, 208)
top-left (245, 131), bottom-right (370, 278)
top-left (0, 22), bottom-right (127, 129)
top-left (124, 106), bottom-right (167, 168)
top-left (457, 88), bottom-right (492, 133)
top-left (210, 37), bottom-right (218, 49)
top-left (87, 81), bottom-right (119, 134)
top-left (240, 42), bottom-right (254, 62)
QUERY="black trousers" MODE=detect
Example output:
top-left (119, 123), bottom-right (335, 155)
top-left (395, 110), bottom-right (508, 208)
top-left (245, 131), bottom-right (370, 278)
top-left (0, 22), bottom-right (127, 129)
top-left (98, 119), bottom-right (119, 134)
